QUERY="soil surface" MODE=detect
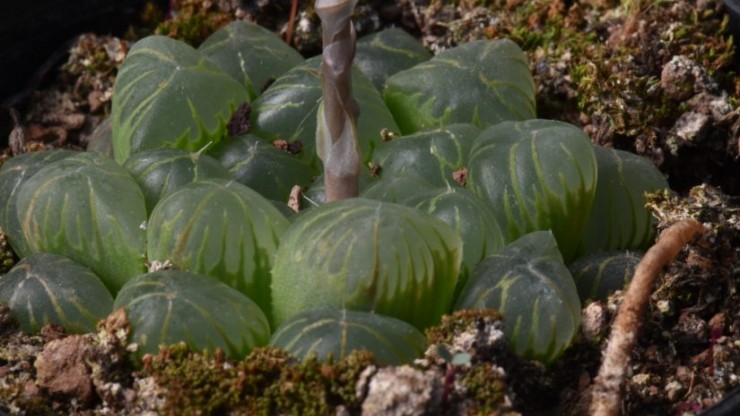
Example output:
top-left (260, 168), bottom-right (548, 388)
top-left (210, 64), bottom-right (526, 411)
top-left (1, 0), bottom-right (739, 415)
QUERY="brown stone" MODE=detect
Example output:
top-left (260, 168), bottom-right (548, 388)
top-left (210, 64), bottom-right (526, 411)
top-left (35, 335), bottom-right (96, 404)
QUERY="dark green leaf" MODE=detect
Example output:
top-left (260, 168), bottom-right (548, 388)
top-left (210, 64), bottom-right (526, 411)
top-left (355, 27), bottom-right (432, 91)
top-left (456, 231), bottom-right (581, 363)
top-left (111, 35), bottom-right (250, 163)
top-left (270, 308), bottom-right (426, 365)
top-left (384, 39), bottom-right (535, 134)
top-left (569, 250), bottom-right (643, 302)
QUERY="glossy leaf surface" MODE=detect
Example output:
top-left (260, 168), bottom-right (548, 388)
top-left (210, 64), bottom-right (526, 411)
top-left (208, 134), bottom-right (314, 202)
top-left (16, 152), bottom-right (147, 293)
top-left (569, 250), bottom-right (643, 302)
top-left (147, 178), bottom-right (289, 316)
top-left (403, 186), bottom-right (506, 289)
top-left (468, 119), bottom-right (597, 262)
top-left (198, 21), bottom-right (304, 99)
top-left (355, 27), bottom-right (432, 91)
top-left (114, 269), bottom-right (270, 360)
top-left (456, 231), bottom-right (581, 363)
top-left (271, 198), bottom-right (462, 330)
top-left (112, 35), bottom-right (249, 163)
top-left (270, 308), bottom-right (426, 365)
top-left (384, 39), bottom-right (535, 134)
top-left (0, 149), bottom-right (76, 257)
top-left (575, 146), bottom-right (668, 257)
top-left (123, 148), bottom-right (231, 214)
top-left (0, 253), bottom-right (113, 334)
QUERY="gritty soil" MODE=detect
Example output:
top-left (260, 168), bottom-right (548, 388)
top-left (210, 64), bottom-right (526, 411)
top-left (1, 0), bottom-right (739, 415)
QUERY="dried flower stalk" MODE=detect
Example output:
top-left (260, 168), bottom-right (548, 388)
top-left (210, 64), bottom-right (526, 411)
top-left (315, 0), bottom-right (361, 202)
top-left (590, 218), bottom-right (705, 416)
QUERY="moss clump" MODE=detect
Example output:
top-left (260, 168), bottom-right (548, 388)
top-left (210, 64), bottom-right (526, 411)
top-left (141, 344), bottom-right (376, 415)
top-left (155, 0), bottom-right (233, 46)
top-left (426, 309), bottom-right (504, 346)
top-left (459, 364), bottom-right (511, 416)
top-left (0, 230), bottom-right (14, 274)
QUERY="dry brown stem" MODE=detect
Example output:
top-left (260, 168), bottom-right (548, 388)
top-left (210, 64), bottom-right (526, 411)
top-left (590, 218), bottom-right (705, 416)
top-left (315, 0), bottom-right (361, 202)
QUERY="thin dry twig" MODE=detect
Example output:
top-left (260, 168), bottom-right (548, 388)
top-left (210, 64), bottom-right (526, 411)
top-left (590, 218), bottom-right (705, 416)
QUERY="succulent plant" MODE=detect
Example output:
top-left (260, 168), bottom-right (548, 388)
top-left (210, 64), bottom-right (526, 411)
top-left (0, 253), bottom-right (113, 334)
top-left (271, 198), bottom-right (462, 330)
top-left (569, 250), bottom-right (643, 302)
top-left (111, 35), bottom-right (249, 164)
top-left (0, 149), bottom-right (76, 257)
top-left (198, 20), bottom-right (304, 100)
top-left (467, 119), bottom-right (598, 262)
top-left (456, 231), bottom-right (581, 363)
top-left (15, 152), bottom-right (147, 293)
top-left (359, 175), bottom-right (435, 204)
top-left (575, 146), bottom-right (669, 257)
top-left (208, 134), bottom-right (314, 202)
top-left (113, 269), bottom-right (270, 360)
top-left (146, 178), bottom-right (289, 316)
top-left (384, 39), bottom-right (536, 134)
top-left (123, 148), bottom-right (231, 214)
top-left (270, 308), bottom-right (426, 365)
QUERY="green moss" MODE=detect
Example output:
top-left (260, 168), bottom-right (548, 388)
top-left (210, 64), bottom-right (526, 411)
top-left (460, 364), bottom-right (510, 415)
top-left (426, 309), bottom-right (504, 346)
top-left (142, 344), bottom-right (376, 415)
top-left (155, 0), bottom-right (232, 46)
top-left (0, 230), bottom-right (14, 274)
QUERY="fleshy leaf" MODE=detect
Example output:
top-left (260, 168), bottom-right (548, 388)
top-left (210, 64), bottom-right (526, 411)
top-left (384, 39), bottom-right (535, 134)
top-left (111, 35), bottom-right (250, 163)
top-left (271, 198), bottom-right (462, 330)
top-left (208, 134), bottom-right (315, 202)
top-left (16, 152), bottom-right (147, 293)
top-left (575, 146), bottom-right (669, 257)
top-left (0, 253), bottom-right (113, 334)
top-left (198, 21), bottom-right (304, 99)
top-left (0, 149), bottom-right (76, 257)
top-left (569, 250), bottom-right (643, 302)
top-left (147, 178), bottom-right (289, 317)
top-left (371, 123), bottom-right (480, 187)
top-left (455, 231), bottom-right (581, 363)
top-left (114, 269), bottom-right (270, 361)
top-left (270, 308), bottom-right (426, 365)
top-left (355, 27), bottom-right (432, 91)
top-left (123, 148), bottom-right (231, 214)
top-left (467, 119), bottom-right (597, 262)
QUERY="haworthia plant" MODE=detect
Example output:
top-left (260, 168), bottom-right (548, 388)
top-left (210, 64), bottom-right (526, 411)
top-left (250, 56), bottom-right (399, 171)
top-left (198, 20), bottom-right (304, 100)
top-left (111, 35), bottom-right (249, 164)
top-left (0, 149), bottom-right (76, 257)
top-left (569, 250), bottom-right (643, 302)
top-left (371, 123), bottom-right (480, 187)
top-left (456, 231), bottom-right (581, 363)
top-left (208, 134), bottom-right (314, 202)
top-left (354, 27), bottom-right (433, 91)
top-left (384, 39), bottom-right (536, 134)
top-left (575, 146), bottom-right (669, 257)
top-left (271, 198), bottom-right (462, 330)
top-left (15, 152), bottom-right (147, 293)
top-left (146, 178), bottom-right (289, 316)
top-left (123, 148), bottom-right (231, 214)
top-left (270, 308), bottom-right (427, 365)
top-left (0, 253), bottom-right (113, 334)
top-left (467, 119), bottom-right (597, 262)
top-left (114, 269), bottom-right (270, 360)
